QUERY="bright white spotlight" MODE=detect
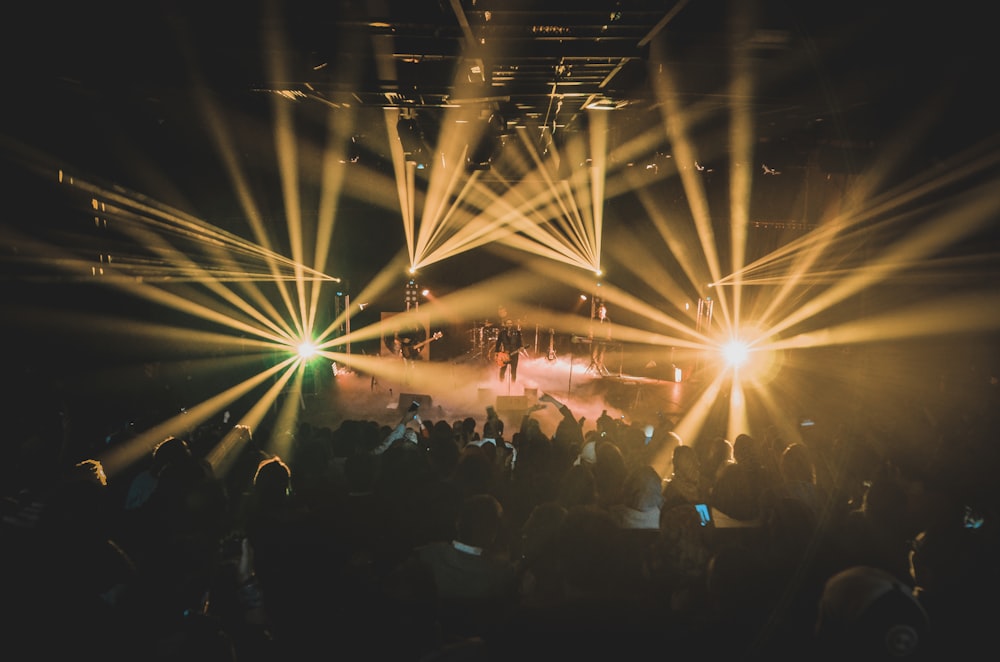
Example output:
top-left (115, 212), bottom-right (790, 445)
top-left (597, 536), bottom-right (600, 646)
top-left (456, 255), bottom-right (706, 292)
top-left (721, 340), bottom-right (750, 368)
top-left (297, 341), bottom-right (318, 360)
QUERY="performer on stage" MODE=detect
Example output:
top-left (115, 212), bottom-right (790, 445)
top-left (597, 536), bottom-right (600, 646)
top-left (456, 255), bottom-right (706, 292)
top-left (394, 324), bottom-right (424, 362)
top-left (494, 317), bottom-right (524, 383)
top-left (591, 302), bottom-right (612, 376)
top-left (393, 323), bottom-right (426, 385)
top-left (496, 304), bottom-right (511, 328)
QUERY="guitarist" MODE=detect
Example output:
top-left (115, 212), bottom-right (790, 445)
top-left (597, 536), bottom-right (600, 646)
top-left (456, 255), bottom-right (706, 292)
top-left (494, 317), bottom-right (525, 383)
top-left (396, 327), bottom-right (442, 361)
top-left (591, 303), bottom-right (612, 376)
top-left (394, 324), bottom-right (423, 362)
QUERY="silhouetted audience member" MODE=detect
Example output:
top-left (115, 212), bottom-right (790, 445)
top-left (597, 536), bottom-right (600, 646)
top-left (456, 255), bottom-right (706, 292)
top-left (815, 565), bottom-right (931, 661)
top-left (339, 452), bottom-right (401, 567)
top-left (841, 462), bottom-right (924, 584)
top-left (7, 458), bottom-right (142, 660)
top-left (461, 416), bottom-right (479, 444)
top-left (713, 433), bottom-right (774, 521)
top-left (452, 444), bottom-right (501, 499)
top-left (592, 440), bottom-right (628, 508)
top-left (406, 433), bottom-right (463, 546)
top-left (554, 462), bottom-right (598, 509)
top-left (572, 436), bottom-right (597, 474)
top-left (411, 493), bottom-right (518, 640)
top-left (908, 511), bottom-right (1000, 660)
top-left (11, 378), bottom-right (999, 662)
top-left (497, 428), bottom-right (561, 551)
top-left (541, 391), bottom-right (585, 453)
top-left (124, 435), bottom-right (193, 511)
top-left (490, 505), bottom-right (662, 660)
top-left (701, 542), bottom-right (784, 657)
top-left (608, 464), bottom-right (664, 530)
top-left (514, 501), bottom-right (568, 605)
top-left (128, 452), bottom-right (231, 617)
top-left (772, 441), bottom-right (826, 517)
top-left (483, 405), bottom-right (505, 443)
top-left (231, 456), bottom-right (319, 658)
top-left (646, 503), bottom-right (712, 621)
top-left (556, 505), bottom-right (632, 599)
top-left (662, 443), bottom-right (704, 509)
top-left (694, 435), bottom-right (733, 493)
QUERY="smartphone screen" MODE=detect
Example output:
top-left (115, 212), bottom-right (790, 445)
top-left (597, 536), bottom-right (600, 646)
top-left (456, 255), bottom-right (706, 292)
top-left (964, 505), bottom-right (984, 529)
top-left (695, 503), bottom-right (712, 526)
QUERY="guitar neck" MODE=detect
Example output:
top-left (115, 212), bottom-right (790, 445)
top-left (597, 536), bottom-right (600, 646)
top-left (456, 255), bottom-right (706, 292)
top-left (412, 333), bottom-right (442, 350)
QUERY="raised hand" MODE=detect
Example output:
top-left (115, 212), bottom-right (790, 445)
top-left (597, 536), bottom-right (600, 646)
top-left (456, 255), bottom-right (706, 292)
top-left (539, 392), bottom-right (563, 408)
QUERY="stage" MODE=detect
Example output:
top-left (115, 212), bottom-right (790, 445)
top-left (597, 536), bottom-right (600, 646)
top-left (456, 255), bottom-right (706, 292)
top-left (296, 350), bottom-right (696, 437)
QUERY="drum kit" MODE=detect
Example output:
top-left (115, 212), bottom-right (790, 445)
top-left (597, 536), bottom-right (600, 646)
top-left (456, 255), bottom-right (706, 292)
top-left (466, 320), bottom-right (500, 362)
top-left (463, 318), bottom-right (545, 364)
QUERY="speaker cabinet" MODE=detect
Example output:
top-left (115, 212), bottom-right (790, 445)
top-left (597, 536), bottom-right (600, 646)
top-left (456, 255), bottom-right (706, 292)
top-left (495, 395), bottom-right (528, 417)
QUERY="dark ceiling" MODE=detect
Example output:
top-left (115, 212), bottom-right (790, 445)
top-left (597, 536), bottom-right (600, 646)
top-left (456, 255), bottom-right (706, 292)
top-left (1, 0), bottom-right (995, 286)
top-left (191, 0), bottom-right (994, 171)
top-left (6, 1), bottom-right (992, 175)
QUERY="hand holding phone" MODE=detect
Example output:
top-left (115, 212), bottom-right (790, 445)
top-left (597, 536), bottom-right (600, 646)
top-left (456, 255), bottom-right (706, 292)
top-left (695, 503), bottom-right (712, 527)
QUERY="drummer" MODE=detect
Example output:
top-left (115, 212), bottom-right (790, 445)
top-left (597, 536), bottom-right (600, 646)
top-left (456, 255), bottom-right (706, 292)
top-left (496, 304), bottom-right (510, 328)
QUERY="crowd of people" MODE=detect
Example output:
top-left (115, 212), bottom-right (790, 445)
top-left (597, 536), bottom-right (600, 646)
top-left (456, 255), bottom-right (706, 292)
top-left (2, 381), bottom-right (999, 661)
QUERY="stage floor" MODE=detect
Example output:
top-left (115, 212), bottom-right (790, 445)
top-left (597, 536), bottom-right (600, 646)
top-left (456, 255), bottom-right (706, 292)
top-left (297, 352), bottom-right (695, 436)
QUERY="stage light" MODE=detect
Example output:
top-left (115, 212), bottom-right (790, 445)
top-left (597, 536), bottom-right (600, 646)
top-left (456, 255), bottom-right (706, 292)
top-left (722, 340), bottom-right (750, 368)
top-left (340, 135), bottom-right (362, 164)
top-left (297, 341), bottom-right (318, 360)
top-left (584, 96), bottom-right (629, 111)
top-left (405, 279), bottom-right (420, 310)
top-left (466, 111), bottom-right (506, 171)
top-left (397, 114), bottom-right (431, 167)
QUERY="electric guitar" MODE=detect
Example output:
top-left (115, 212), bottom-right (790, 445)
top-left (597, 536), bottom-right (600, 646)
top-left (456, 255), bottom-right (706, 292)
top-left (495, 343), bottom-right (527, 367)
top-left (546, 327), bottom-right (557, 361)
top-left (400, 331), bottom-right (442, 359)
